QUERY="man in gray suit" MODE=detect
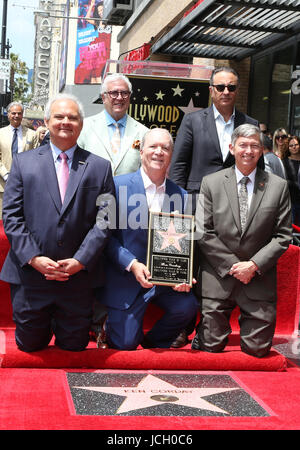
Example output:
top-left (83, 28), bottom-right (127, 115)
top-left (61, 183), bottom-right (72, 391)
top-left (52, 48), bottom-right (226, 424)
top-left (78, 73), bottom-right (148, 177)
top-left (192, 124), bottom-right (292, 357)
top-left (0, 102), bottom-right (36, 218)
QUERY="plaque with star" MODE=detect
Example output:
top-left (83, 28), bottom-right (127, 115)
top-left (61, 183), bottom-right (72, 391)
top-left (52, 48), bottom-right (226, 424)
top-left (147, 212), bottom-right (194, 286)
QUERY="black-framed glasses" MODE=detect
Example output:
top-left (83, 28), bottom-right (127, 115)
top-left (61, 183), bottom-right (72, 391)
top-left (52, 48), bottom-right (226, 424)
top-left (211, 84), bottom-right (238, 92)
top-left (276, 135), bottom-right (287, 140)
top-left (105, 90), bottom-right (131, 99)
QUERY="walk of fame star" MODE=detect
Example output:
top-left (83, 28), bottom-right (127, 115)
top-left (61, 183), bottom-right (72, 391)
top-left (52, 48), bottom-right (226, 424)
top-left (156, 220), bottom-right (187, 252)
top-left (179, 98), bottom-right (203, 115)
top-left (74, 374), bottom-right (239, 415)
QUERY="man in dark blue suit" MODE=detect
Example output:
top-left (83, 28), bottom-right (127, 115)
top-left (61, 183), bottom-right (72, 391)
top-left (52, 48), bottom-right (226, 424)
top-left (0, 94), bottom-right (115, 352)
top-left (100, 128), bottom-right (198, 350)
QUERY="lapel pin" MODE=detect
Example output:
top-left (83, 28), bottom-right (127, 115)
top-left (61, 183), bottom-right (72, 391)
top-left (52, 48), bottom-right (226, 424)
top-left (259, 182), bottom-right (265, 187)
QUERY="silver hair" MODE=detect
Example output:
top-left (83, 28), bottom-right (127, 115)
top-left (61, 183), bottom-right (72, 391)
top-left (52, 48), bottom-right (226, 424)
top-left (100, 73), bottom-right (132, 96)
top-left (7, 101), bottom-right (24, 113)
top-left (44, 94), bottom-right (84, 121)
top-left (231, 124), bottom-right (263, 147)
top-left (140, 128), bottom-right (174, 150)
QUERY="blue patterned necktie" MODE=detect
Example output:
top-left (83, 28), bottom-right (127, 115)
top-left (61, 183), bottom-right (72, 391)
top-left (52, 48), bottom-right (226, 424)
top-left (11, 128), bottom-right (18, 156)
top-left (239, 176), bottom-right (249, 232)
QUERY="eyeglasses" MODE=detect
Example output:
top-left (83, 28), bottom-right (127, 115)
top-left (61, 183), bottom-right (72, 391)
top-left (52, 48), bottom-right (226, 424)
top-left (105, 90), bottom-right (131, 99)
top-left (211, 84), bottom-right (238, 92)
top-left (276, 135), bottom-right (287, 140)
top-left (289, 143), bottom-right (300, 147)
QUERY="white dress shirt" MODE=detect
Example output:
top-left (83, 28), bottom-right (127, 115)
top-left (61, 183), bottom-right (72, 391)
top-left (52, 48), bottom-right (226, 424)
top-left (213, 104), bottom-right (235, 162)
top-left (235, 166), bottom-right (256, 209)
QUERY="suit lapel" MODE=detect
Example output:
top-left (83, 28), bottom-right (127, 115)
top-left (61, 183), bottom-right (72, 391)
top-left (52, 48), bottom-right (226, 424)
top-left (91, 112), bottom-right (113, 163)
top-left (60, 146), bottom-right (88, 216)
top-left (224, 167), bottom-right (241, 232)
top-left (38, 144), bottom-right (62, 213)
top-left (245, 169), bottom-right (267, 233)
top-left (206, 106), bottom-right (223, 160)
top-left (114, 115), bottom-right (137, 173)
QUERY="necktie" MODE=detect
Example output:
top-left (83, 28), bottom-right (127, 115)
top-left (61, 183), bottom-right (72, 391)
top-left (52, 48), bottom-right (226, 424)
top-left (238, 176), bottom-right (249, 233)
top-left (58, 152), bottom-right (69, 202)
top-left (11, 128), bottom-right (18, 156)
top-left (110, 123), bottom-right (121, 154)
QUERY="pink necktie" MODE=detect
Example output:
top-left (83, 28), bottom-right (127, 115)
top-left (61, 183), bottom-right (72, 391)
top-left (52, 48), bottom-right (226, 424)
top-left (58, 152), bottom-right (69, 202)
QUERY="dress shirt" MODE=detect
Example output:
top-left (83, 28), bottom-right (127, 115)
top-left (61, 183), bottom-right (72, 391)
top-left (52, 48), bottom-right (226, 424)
top-left (50, 142), bottom-right (76, 175)
top-left (126, 168), bottom-right (167, 272)
top-left (104, 110), bottom-right (127, 141)
top-left (213, 104), bottom-right (235, 162)
top-left (10, 125), bottom-right (22, 153)
top-left (140, 167), bottom-right (166, 212)
top-left (235, 166), bottom-right (256, 209)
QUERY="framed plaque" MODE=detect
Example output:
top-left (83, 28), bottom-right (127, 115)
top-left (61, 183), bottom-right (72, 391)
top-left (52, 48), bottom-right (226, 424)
top-left (147, 211), bottom-right (194, 287)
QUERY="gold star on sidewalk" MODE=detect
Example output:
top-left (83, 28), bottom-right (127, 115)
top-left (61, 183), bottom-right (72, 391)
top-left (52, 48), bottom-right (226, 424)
top-left (74, 374), bottom-right (239, 415)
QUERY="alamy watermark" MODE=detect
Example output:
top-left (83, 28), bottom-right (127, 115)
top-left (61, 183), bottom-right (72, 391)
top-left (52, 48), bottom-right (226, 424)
top-left (95, 189), bottom-right (205, 241)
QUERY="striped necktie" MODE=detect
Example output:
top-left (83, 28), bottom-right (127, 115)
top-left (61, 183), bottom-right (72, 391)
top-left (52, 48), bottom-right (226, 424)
top-left (238, 176), bottom-right (249, 232)
top-left (11, 128), bottom-right (18, 156)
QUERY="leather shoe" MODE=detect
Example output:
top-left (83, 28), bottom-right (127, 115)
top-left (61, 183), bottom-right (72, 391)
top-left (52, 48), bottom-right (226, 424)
top-left (191, 334), bottom-right (202, 350)
top-left (170, 330), bottom-right (188, 348)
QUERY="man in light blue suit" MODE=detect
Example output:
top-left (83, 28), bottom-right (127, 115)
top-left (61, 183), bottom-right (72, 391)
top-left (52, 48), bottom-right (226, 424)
top-left (100, 128), bottom-right (198, 350)
top-left (77, 73), bottom-right (148, 177)
top-left (0, 94), bottom-right (115, 353)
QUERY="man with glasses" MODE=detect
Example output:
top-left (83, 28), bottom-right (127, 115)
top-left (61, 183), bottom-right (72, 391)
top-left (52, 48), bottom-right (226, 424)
top-left (168, 67), bottom-right (259, 348)
top-left (78, 73), bottom-right (148, 177)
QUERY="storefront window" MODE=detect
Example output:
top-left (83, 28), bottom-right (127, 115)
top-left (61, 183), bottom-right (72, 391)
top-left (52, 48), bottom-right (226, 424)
top-left (291, 43), bottom-right (300, 137)
top-left (269, 46), bottom-right (294, 133)
top-left (249, 56), bottom-right (271, 126)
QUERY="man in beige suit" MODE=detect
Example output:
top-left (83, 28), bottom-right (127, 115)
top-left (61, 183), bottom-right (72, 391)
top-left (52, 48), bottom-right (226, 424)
top-left (192, 124), bottom-right (292, 357)
top-left (78, 73), bottom-right (148, 177)
top-left (0, 102), bottom-right (36, 218)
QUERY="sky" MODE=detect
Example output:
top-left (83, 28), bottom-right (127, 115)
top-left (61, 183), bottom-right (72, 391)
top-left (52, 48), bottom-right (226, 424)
top-left (0, 0), bottom-right (40, 69)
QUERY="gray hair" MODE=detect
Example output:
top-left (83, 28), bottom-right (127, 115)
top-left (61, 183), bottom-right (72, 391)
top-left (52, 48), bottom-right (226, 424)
top-left (101, 73), bottom-right (132, 96)
top-left (209, 67), bottom-right (240, 86)
top-left (44, 94), bottom-right (84, 121)
top-left (7, 101), bottom-right (24, 113)
top-left (231, 124), bottom-right (263, 147)
top-left (140, 128), bottom-right (174, 150)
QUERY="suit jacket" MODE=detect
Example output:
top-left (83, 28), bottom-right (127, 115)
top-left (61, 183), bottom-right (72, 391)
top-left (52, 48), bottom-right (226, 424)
top-left (196, 166), bottom-right (292, 301)
top-left (77, 111), bottom-right (149, 176)
top-left (169, 105), bottom-right (259, 195)
top-left (0, 144), bottom-right (115, 288)
top-left (0, 125), bottom-right (36, 192)
top-left (100, 169), bottom-right (187, 310)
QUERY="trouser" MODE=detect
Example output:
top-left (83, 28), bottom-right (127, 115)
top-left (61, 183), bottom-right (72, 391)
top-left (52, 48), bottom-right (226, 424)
top-left (196, 285), bottom-right (277, 358)
top-left (10, 283), bottom-right (94, 352)
top-left (106, 285), bottom-right (198, 350)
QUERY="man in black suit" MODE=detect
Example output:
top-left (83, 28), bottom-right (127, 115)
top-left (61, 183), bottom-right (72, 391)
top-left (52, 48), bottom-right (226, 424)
top-left (169, 67), bottom-right (259, 213)
top-left (168, 67), bottom-right (259, 348)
